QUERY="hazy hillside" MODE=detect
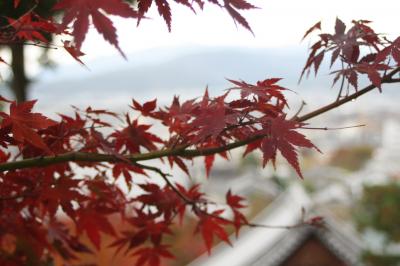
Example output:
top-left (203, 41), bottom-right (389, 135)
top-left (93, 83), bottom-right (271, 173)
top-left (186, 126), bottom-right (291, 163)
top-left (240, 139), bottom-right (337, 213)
top-left (27, 45), bottom-right (399, 113)
top-left (31, 47), bottom-right (309, 105)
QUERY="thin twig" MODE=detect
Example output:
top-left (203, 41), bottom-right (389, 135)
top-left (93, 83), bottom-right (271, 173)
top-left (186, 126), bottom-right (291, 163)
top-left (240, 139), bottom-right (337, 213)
top-left (296, 66), bottom-right (400, 122)
top-left (135, 162), bottom-right (308, 230)
top-left (0, 3), bottom-right (39, 29)
top-left (290, 100), bottom-right (307, 120)
top-left (201, 209), bottom-right (308, 229)
top-left (336, 61), bottom-right (346, 101)
top-left (301, 124), bottom-right (365, 130)
top-left (133, 162), bottom-right (194, 204)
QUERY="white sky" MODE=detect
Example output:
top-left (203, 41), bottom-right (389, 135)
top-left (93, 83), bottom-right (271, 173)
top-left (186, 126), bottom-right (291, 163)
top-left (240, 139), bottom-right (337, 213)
top-left (0, 0), bottom-right (396, 73)
top-left (74, 0), bottom-right (400, 62)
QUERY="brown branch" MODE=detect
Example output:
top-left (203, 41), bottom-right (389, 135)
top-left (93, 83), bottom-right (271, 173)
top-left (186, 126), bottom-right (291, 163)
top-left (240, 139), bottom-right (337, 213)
top-left (385, 78), bottom-right (400, 83)
top-left (336, 61), bottom-right (346, 101)
top-left (0, 134), bottom-right (264, 172)
top-left (200, 208), bottom-right (309, 230)
top-left (290, 100), bottom-right (307, 120)
top-left (133, 162), bottom-right (194, 204)
top-left (137, 162), bottom-right (309, 230)
top-left (0, 67), bottom-right (399, 172)
top-left (295, 66), bottom-right (400, 122)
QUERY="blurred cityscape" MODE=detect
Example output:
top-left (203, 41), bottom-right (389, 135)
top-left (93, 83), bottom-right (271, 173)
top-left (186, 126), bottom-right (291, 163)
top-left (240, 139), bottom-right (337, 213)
top-left (188, 104), bottom-right (400, 266)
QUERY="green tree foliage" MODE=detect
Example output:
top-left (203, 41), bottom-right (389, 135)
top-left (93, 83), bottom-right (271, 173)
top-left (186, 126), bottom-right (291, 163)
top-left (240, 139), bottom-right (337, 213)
top-left (330, 145), bottom-right (373, 171)
top-left (355, 182), bottom-right (400, 265)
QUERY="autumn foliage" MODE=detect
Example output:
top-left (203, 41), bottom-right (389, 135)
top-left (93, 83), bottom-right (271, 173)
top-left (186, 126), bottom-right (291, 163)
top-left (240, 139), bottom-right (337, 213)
top-left (1, 1), bottom-right (400, 266)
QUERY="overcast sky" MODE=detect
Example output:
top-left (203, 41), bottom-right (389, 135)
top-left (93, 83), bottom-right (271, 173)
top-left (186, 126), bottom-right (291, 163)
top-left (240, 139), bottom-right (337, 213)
top-left (73, 0), bottom-right (400, 61)
top-left (1, 0), bottom-right (396, 76)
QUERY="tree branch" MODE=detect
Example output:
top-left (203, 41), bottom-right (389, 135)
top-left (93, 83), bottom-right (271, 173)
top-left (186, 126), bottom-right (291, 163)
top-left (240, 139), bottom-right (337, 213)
top-left (295, 66), bottom-right (400, 122)
top-left (133, 162), bottom-right (194, 204)
top-left (385, 78), bottom-right (400, 83)
top-left (136, 162), bottom-right (309, 230)
top-left (0, 66), bottom-right (399, 172)
top-left (0, 134), bottom-right (264, 172)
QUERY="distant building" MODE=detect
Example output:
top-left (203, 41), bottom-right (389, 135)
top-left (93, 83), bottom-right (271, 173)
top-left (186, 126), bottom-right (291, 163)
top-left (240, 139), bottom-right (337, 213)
top-left (253, 220), bottom-right (363, 266)
top-left (190, 184), bottom-right (363, 266)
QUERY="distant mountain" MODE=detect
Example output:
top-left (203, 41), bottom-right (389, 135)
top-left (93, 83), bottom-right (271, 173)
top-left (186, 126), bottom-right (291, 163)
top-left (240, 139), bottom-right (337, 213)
top-left (31, 46), bottom-right (311, 102)
top-left (29, 45), bottom-right (399, 113)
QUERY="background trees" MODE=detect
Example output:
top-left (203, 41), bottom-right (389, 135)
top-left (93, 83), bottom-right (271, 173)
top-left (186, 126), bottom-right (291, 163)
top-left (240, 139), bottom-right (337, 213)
top-left (355, 182), bottom-right (400, 266)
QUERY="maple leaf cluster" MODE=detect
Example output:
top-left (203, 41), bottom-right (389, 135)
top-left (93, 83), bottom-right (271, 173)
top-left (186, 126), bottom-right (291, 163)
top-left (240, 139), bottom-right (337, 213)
top-left (1, 2), bottom-right (400, 266)
top-left (0, 73), bottom-right (318, 264)
top-left (301, 18), bottom-right (400, 97)
top-left (0, 0), bottom-right (256, 62)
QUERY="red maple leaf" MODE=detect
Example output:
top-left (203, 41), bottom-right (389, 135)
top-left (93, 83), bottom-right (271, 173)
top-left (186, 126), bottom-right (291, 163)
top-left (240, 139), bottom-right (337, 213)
top-left (132, 244), bottom-right (175, 266)
top-left (228, 78), bottom-right (287, 104)
top-left (38, 177), bottom-right (86, 218)
top-left (354, 62), bottom-right (389, 91)
top-left (190, 90), bottom-right (239, 143)
top-left (376, 37), bottom-right (400, 66)
top-left (170, 156), bottom-right (190, 175)
top-left (196, 210), bottom-right (231, 254)
top-left (204, 154), bottom-right (215, 177)
top-left (109, 215), bottom-right (172, 257)
top-left (76, 210), bottom-right (116, 249)
top-left (7, 13), bottom-right (59, 43)
top-left (131, 99), bottom-right (157, 117)
top-left (14, 0), bottom-right (20, 8)
top-left (224, 0), bottom-right (256, 34)
top-left (163, 96), bottom-right (196, 135)
top-left (63, 41), bottom-right (86, 65)
top-left (111, 115), bottom-right (163, 154)
top-left (302, 21), bottom-right (321, 40)
top-left (226, 190), bottom-right (246, 209)
top-left (54, 0), bottom-right (139, 55)
top-left (112, 162), bottom-right (147, 189)
top-left (226, 190), bottom-right (248, 235)
top-left (0, 99), bottom-right (57, 153)
top-left (177, 183), bottom-right (204, 202)
top-left (155, 0), bottom-right (172, 31)
top-left (136, 183), bottom-right (183, 220)
top-left (261, 116), bottom-right (319, 178)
